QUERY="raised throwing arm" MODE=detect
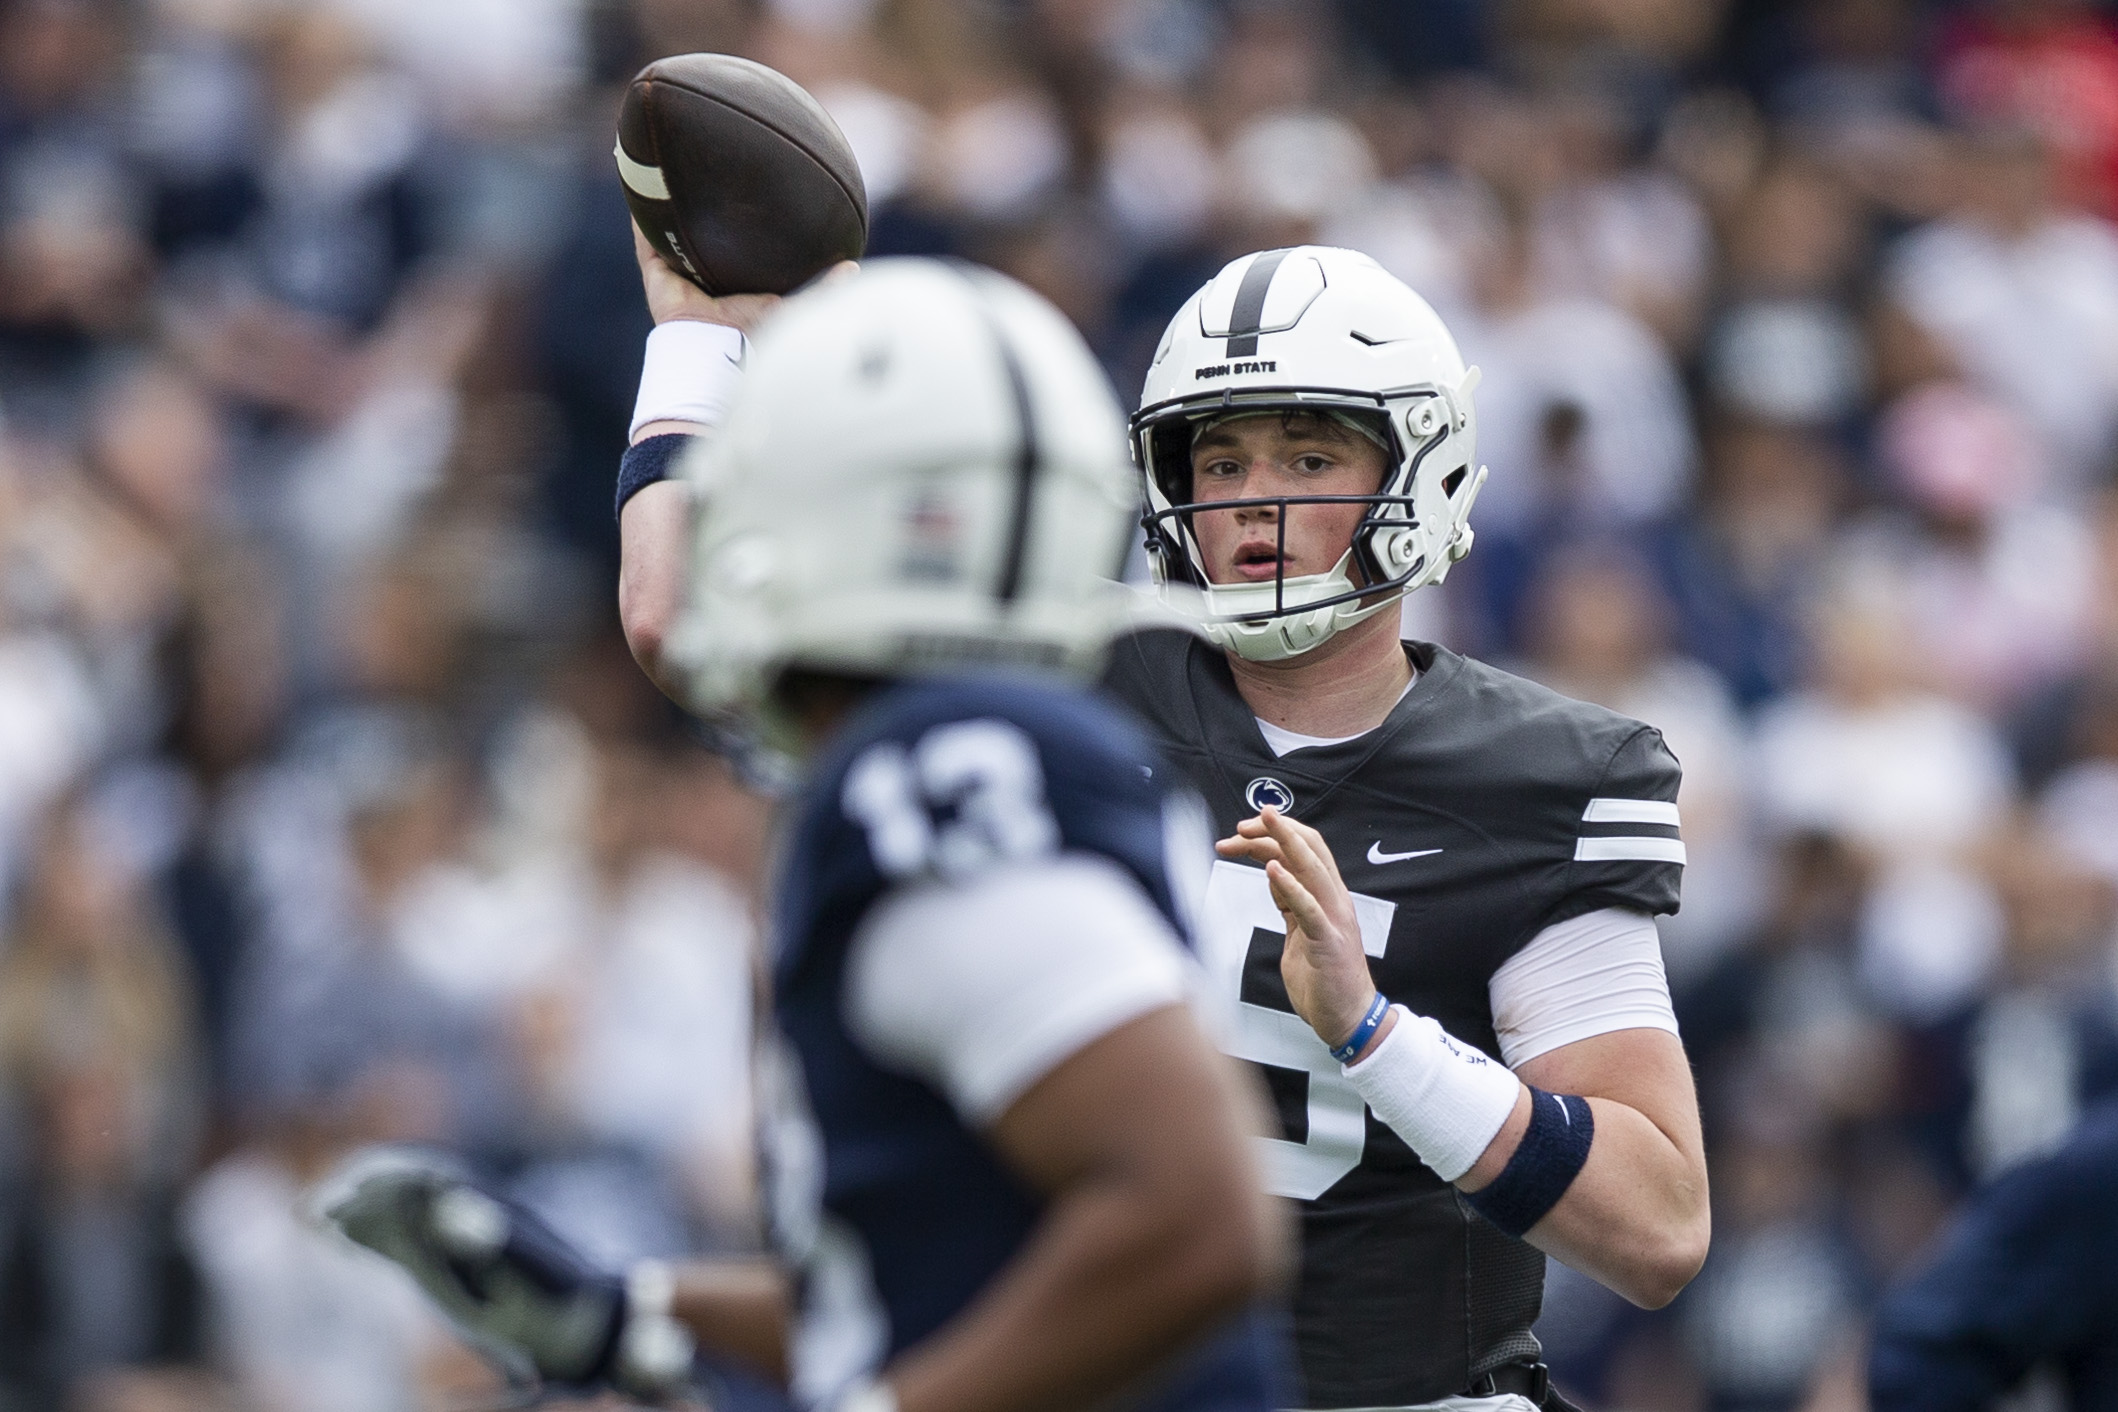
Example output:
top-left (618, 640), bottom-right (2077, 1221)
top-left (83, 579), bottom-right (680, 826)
top-left (617, 225), bottom-right (782, 696)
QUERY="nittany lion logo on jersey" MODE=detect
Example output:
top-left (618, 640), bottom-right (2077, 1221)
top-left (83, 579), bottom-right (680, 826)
top-left (1245, 777), bottom-right (1295, 814)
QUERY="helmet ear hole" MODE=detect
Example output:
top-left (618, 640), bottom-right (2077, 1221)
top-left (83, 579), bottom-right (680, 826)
top-left (1441, 467), bottom-right (1466, 497)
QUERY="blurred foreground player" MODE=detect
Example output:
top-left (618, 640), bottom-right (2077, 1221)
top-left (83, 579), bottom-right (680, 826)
top-left (1104, 247), bottom-right (1709, 1409)
top-left (324, 258), bottom-right (1291, 1412)
top-left (1870, 1102), bottom-right (2118, 1411)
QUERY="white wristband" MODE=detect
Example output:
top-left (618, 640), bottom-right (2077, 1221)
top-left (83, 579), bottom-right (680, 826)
top-left (630, 320), bottom-right (747, 442)
top-left (626, 1257), bottom-right (675, 1319)
top-left (616, 1258), bottom-right (694, 1392)
top-left (1343, 1006), bottom-right (1522, 1183)
top-left (829, 1376), bottom-right (898, 1412)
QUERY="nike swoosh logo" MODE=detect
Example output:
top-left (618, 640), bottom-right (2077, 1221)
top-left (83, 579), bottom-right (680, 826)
top-left (1368, 842), bottom-right (1443, 865)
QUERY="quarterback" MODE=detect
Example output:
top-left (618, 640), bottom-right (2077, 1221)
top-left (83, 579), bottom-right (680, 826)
top-left (1105, 247), bottom-right (1709, 1409)
top-left (321, 258), bottom-right (1291, 1412)
top-left (615, 247), bottom-right (1709, 1412)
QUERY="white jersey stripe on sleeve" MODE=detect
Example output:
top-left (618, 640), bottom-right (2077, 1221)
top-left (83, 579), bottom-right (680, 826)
top-left (1582, 798), bottom-right (1681, 826)
top-left (1575, 836), bottom-right (1687, 864)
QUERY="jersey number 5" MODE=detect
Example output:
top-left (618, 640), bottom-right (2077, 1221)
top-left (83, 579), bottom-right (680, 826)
top-left (842, 719), bottom-right (1060, 880)
top-left (1199, 859), bottom-right (1398, 1200)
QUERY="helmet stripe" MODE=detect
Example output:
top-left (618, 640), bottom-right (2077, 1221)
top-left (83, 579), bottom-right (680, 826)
top-left (950, 270), bottom-right (1043, 604)
top-left (990, 333), bottom-right (1039, 603)
top-left (1224, 247), bottom-right (1293, 357)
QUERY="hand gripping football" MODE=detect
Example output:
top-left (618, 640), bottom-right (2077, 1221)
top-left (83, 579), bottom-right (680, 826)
top-left (617, 53), bottom-right (869, 296)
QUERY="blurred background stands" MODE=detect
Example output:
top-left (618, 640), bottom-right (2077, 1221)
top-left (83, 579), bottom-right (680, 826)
top-left (7, 0), bottom-right (2118, 1409)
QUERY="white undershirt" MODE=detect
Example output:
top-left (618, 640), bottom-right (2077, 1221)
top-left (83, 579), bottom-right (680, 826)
top-left (1254, 674), bottom-right (1418, 757)
top-left (1488, 907), bottom-right (1677, 1068)
top-left (843, 856), bottom-right (1192, 1123)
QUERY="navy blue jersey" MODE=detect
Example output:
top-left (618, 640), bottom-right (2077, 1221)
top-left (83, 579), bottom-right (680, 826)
top-left (1871, 1102), bottom-right (2118, 1412)
top-left (762, 673), bottom-right (1286, 1412)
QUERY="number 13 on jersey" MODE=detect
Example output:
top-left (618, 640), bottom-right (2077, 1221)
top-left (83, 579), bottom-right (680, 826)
top-left (1197, 860), bottom-right (1398, 1201)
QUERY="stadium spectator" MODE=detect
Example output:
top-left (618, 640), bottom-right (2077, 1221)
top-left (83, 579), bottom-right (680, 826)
top-left (1517, 543), bottom-right (1763, 983)
top-left (1658, 417), bottom-right (1851, 708)
top-left (0, 799), bottom-right (204, 1406)
top-left (1932, 0), bottom-right (2118, 215)
top-left (1701, 156), bottom-right (1872, 429)
top-left (1863, 379), bottom-right (2096, 715)
top-left (1885, 124), bottom-right (2118, 489)
top-left (1752, 578), bottom-right (2017, 864)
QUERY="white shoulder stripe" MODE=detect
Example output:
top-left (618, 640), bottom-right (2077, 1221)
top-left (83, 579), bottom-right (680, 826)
top-left (614, 142), bottom-right (671, 201)
top-left (1575, 836), bottom-right (1687, 864)
top-left (1583, 797), bottom-right (1680, 826)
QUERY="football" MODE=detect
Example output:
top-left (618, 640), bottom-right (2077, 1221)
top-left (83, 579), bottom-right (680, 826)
top-left (616, 54), bottom-right (869, 297)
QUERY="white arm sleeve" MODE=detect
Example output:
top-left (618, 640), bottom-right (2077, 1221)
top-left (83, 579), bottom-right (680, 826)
top-left (1488, 907), bottom-right (1679, 1069)
top-left (843, 855), bottom-right (1193, 1124)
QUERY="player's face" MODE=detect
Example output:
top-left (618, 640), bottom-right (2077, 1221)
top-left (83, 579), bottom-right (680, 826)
top-left (1187, 413), bottom-right (1387, 586)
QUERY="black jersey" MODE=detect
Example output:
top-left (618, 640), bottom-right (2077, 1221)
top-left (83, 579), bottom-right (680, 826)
top-left (1101, 631), bottom-right (1683, 1409)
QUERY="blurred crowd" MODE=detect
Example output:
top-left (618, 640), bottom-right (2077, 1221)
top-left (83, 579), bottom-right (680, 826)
top-left (3, 0), bottom-right (2118, 1408)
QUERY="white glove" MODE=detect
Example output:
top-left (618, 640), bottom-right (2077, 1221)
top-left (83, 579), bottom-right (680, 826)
top-left (313, 1147), bottom-right (696, 1397)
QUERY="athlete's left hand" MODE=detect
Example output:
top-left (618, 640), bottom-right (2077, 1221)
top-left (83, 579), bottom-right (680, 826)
top-left (313, 1147), bottom-right (695, 1398)
top-left (1217, 809), bottom-right (1382, 1053)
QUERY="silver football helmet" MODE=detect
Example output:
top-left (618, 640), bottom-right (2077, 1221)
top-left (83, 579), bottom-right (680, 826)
top-left (671, 259), bottom-right (1146, 721)
top-left (1135, 245), bottom-right (1486, 661)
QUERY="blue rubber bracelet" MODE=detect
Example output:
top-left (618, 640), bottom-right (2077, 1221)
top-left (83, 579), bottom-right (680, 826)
top-left (1330, 993), bottom-right (1391, 1064)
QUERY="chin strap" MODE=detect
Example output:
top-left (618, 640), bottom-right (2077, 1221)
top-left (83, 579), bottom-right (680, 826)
top-left (1201, 549), bottom-right (1404, 662)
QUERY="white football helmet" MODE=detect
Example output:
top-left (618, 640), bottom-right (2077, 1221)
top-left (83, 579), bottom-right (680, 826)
top-left (1135, 245), bottom-right (1487, 661)
top-left (672, 259), bottom-right (1144, 721)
